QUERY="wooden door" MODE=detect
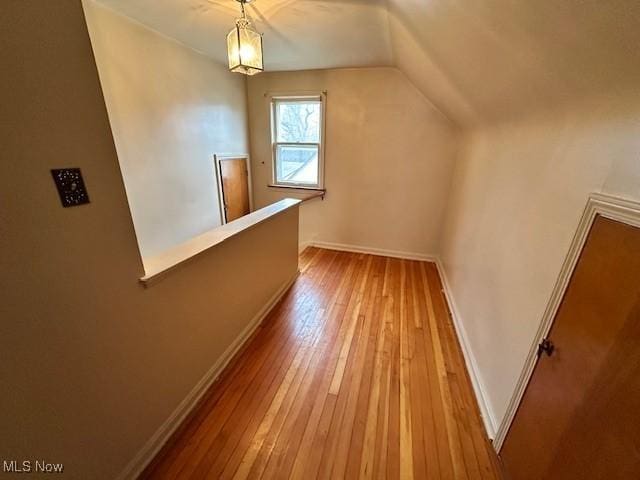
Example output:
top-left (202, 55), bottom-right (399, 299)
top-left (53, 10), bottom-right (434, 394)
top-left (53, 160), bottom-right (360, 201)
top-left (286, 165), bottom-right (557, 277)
top-left (219, 158), bottom-right (250, 223)
top-left (500, 215), bottom-right (640, 480)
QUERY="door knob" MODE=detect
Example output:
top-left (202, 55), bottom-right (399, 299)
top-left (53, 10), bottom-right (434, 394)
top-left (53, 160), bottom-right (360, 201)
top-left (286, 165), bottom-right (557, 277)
top-left (537, 338), bottom-right (555, 357)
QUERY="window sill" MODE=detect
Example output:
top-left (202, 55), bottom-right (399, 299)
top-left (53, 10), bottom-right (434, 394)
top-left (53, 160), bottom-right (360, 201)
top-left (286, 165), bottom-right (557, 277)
top-left (139, 198), bottom-right (301, 285)
top-left (268, 184), bottom-right (325, 192)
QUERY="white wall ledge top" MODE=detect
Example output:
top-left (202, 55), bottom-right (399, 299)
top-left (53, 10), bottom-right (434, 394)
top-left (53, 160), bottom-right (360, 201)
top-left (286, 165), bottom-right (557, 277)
top-left (140, 198), bottom-right (301, 284)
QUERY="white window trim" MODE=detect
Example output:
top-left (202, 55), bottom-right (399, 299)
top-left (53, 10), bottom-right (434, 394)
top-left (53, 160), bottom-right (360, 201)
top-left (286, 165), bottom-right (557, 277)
top-left (268, 91), bottom-right (327, 190)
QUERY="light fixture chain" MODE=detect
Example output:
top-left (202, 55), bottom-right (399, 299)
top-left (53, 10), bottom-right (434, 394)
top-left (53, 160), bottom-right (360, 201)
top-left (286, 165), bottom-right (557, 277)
top-left (240, 0), bottom-right (246, 20)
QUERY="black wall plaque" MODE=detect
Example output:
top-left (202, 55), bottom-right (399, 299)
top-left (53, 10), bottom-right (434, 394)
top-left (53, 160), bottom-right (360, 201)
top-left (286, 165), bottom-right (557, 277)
top-left (51, 168), bottom-right (90, 207)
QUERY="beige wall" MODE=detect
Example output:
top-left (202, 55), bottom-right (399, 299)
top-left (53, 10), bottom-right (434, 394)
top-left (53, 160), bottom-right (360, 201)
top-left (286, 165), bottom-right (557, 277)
top-left (440, 93), bottom-right (640, 433)
top-left (83, 1), bottom-right (249, 258)
top-left (0, 2), bottom-right (298, 478)
top-left (247, 67), bottom-right (459, 257)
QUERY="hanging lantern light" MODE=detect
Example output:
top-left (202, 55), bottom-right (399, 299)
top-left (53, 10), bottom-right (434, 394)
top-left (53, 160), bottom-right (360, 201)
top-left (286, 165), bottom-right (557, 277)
top-left (227, 0), bottom-right (264, 75)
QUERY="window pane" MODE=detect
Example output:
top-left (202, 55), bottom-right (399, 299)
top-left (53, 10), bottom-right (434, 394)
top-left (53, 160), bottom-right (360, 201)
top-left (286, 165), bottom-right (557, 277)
top-left (276, 102), bottom-right (321, 143)
top-left (276, 145), bottom-right (319, 185)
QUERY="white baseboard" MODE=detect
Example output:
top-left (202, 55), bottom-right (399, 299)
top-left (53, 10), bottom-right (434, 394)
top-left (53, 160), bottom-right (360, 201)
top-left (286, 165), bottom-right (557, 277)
top-left (302, 240), bottom-right (497, 441)
top-left (298, 241), bottom-right (312, 253)
top-left (116, 272), bottom-right (299, 480)
top-left (305, 240), bottom-right (438, 262)
top-left (435, 258), bottom-right (498, 441)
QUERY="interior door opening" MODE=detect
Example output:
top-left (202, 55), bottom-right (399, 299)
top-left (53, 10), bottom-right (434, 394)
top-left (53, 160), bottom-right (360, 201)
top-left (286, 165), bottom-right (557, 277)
top-left (500, 214), bottom-right (640, 480)
top-left (215, 154), bottom-right (253, 224)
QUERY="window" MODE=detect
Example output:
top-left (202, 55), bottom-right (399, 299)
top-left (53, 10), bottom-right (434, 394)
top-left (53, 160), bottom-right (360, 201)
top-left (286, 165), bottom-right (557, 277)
top-left (270, 94), bottom-right (325, 189)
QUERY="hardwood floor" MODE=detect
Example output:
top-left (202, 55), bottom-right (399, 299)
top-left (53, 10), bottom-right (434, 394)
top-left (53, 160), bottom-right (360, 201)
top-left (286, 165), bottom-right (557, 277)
top-left (143, 248), bottom-right (501, 479)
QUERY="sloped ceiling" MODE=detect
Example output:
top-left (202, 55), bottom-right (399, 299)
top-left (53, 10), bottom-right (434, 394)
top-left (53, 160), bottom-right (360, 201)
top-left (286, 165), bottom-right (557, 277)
top-left (387, 0), bottom-right (640, 126)
top-left (91, 0), bottom-right (393, 71)
top-left (92, 0), bottom-right (640, 126)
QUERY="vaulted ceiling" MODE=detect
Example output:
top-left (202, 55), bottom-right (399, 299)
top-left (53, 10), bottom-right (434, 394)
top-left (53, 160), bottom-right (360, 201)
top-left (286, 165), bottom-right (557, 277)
top-left (93, 0), bottom-right (640, 126)
top-left (92, 0), bottom-right (393, 71)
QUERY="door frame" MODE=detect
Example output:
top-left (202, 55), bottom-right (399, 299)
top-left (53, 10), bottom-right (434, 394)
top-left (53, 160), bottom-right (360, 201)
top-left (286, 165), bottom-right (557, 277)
top-left (494, 192), bottom-right (640, 452)
top-left (213, 153), bottom-right (253, 224)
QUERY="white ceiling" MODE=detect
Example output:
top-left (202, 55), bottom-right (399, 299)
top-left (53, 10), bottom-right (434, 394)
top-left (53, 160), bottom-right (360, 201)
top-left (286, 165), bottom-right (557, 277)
top-left (386, 0), bottom-right (640, 125)
top-left (93, 0), bottom-right (640, 126)
top-left (93, 0), bottom-right (393, 72)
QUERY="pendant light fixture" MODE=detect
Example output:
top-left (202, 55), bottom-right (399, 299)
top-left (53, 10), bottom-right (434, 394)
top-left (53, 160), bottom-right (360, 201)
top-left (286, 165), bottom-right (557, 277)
top-left (227, 0), bottom-right (264, 75)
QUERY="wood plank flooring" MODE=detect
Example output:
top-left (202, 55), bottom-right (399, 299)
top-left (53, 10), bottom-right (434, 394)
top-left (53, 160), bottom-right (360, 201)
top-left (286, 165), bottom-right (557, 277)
top-left (143, 248), bottom-right (502, 479)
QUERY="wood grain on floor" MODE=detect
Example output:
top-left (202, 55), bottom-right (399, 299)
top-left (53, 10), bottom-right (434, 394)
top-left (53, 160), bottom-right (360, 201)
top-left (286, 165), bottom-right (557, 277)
top-left (142, 248), bottom-right (502, 479)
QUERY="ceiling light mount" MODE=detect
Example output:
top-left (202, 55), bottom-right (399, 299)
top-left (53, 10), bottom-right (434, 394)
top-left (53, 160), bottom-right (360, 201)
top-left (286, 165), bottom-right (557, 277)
top-left (227, 0), bottom-right (263, 75)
